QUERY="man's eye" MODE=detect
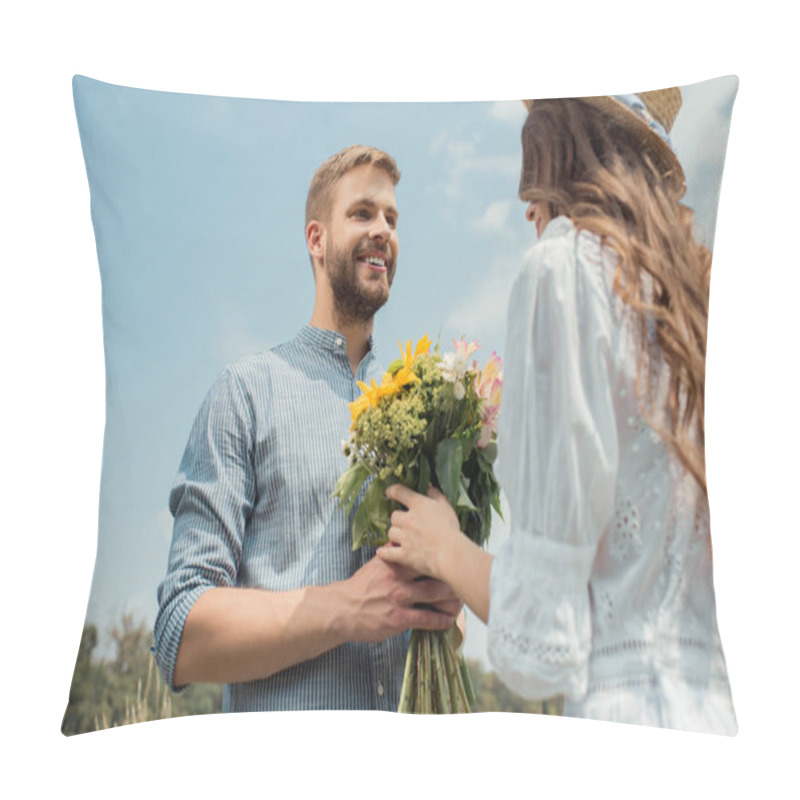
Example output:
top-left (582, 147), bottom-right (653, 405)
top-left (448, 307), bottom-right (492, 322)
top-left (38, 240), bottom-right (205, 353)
top-left (354, 209), bottom-right (370, 219)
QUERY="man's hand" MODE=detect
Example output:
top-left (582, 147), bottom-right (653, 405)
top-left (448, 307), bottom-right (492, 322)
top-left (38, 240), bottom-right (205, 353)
top-left (336, 555), bottom-right (461, 643)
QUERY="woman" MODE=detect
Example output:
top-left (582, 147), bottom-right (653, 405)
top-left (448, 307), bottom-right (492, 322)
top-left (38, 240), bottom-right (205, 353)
top-left (379, 90), bottom-right (737, 734)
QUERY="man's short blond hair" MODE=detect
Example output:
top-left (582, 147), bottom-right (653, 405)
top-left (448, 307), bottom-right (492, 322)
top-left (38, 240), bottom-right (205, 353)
top-left (305, 145), bottom-right (401, 228)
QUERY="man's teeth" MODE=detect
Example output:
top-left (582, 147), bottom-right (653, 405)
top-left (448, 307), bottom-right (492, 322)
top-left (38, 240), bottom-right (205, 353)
top-left (365, 257), bottom-right (386, 266)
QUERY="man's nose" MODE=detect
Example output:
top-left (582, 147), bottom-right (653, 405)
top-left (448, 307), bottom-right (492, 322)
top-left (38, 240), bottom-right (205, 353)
top-left (370, 213), bottom-right (392, 240)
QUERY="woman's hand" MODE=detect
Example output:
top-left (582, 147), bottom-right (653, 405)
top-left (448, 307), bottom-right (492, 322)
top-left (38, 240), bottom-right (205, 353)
top-left (378, 484), bottom-right (463, 581)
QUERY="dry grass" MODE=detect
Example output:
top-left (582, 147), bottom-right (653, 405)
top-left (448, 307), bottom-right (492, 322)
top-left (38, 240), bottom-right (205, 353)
top-left (94, 658), bottom-right (174, 731)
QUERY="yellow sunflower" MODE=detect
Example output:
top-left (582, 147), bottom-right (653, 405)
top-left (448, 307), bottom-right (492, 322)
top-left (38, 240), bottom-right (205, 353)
top-left (349, 335), bottom-right (431, 425)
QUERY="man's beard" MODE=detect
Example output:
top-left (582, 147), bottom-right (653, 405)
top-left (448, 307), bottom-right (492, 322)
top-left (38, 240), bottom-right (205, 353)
top-left (326, 240), bottom-right (394, 324)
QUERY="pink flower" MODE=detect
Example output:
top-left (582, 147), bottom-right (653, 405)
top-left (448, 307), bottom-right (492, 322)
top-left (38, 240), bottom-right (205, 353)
top-left (477, 404), bottom-right (499, 448)
top-left (474, 352), bottom-right (503, 402)
top-left (474, 352), bottom-right (503, 448)
top-left (454, 338), bottom-right (480, 362)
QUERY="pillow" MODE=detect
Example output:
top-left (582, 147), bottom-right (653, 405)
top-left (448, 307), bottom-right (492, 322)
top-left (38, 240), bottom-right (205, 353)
top-left (63, 74), bottom-right (738, 735)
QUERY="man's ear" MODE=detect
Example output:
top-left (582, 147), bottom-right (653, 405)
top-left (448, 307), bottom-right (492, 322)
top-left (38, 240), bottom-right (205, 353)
top-left (306, 220), bottom-right (325, 268)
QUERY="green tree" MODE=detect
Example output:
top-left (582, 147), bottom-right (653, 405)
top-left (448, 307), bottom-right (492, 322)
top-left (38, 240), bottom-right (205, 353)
top-left (61, 623), bottom-right (112, 735)
top-left (62, 615), bottom-right (223, 736)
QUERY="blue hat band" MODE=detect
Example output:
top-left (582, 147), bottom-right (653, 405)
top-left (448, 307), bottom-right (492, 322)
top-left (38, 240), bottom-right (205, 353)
top-left (612, 94), bottom-right (675, 153)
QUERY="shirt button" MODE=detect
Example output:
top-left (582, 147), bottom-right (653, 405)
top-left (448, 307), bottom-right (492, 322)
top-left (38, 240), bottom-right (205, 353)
top-left (335, 337), bottom-right (343, 347)
top-left (376, 682), bottom-right (385, 696)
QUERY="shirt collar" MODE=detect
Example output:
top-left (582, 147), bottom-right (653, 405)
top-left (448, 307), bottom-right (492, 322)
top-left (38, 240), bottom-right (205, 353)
top-left (296, 324), bottom-right (376, 358)
top-left (539, 215), bottom-right (575, 241)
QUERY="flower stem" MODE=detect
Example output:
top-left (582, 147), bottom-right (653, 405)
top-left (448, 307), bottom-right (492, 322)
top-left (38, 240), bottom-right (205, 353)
top-left (421, 631), bottom-right (432, 713)
top-left (415, 633), bottom-right (423, 714)
top-left (459, 654), bottom-right (476, 707)
top-left (431, 633), bottom-right (452, 712)
top-left (398, 629), bottom-right (418, 714)
top-left (397, 627), bottom-right (476, 714)
top-left (442, 634), bottom-right (470, 713)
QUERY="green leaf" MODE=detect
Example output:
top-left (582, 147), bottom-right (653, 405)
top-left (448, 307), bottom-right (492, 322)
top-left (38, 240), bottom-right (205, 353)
top-left (491, 488), bottom-right (504, 519)
top-left (463, 509), bottom-right (484, 544)
top-left (478, 441), bottom-right (498, 465)
top-left (352, 478), bottom-right (391, 549)
top-left (387, 358), bottom-right (404, 375)
top-left (352, 494), bottom-right (370, 550)
top-left (435, 438), bottom-right (463, 507)
top-left (459, 429), bottom-right (480, 461)
top-left (332, 462), bottom-right (370, 517)
top-left (456, 479), bottom-right (477, 512)
top-left (476, 510), bottom-right (491, 546)
top-left (364, 478), bottom-right (390, 545)
top-left (418, 454), bottom-right (431, 495)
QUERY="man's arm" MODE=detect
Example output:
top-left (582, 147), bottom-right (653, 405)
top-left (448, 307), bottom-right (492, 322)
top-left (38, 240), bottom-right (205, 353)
top-left (173, 556), bottom-right (460, 687)
top-left (155, 366), bottom-right (461, 690)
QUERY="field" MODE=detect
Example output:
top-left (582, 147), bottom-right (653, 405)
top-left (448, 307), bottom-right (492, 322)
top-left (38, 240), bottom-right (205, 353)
top-left (61, 615), bottom-right (562, 735)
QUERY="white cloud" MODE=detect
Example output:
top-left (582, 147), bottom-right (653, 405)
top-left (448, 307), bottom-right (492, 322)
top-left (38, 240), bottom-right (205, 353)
top-left (428, 129), bottom-right (449, 154)
top-left (489, 100), bottom-right (527, 126)
top-left (475, 200), bottom-right (514, 236)
top-left (444, 251), bottom-right (520, 343)
top-left (429, 129), bottom-right (520, 199)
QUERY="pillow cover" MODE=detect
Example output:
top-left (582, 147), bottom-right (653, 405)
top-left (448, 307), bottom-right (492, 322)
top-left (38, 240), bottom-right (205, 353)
top-left (63, 75), bottom-right (738, 735)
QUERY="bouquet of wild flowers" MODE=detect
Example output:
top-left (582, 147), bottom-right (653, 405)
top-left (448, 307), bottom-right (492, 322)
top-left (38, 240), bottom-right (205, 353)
top-left (333, 335), bottom-right (503, 713)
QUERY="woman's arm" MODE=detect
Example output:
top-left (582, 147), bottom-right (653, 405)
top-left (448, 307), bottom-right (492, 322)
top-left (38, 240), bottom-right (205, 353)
top-left (379, 485), bottom-right (493, 624)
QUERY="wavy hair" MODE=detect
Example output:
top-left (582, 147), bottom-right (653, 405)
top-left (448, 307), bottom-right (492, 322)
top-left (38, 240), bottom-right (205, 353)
top-left (520, 98), bottom-right (711, 492)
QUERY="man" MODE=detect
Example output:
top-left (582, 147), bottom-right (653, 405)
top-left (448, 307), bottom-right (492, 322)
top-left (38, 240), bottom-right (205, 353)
top-left (153, 145), bottom-right (460, 712)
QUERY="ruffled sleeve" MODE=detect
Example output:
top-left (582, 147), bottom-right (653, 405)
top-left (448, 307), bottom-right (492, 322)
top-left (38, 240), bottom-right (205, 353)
top-left (488, 220), bottom-right (618, 701)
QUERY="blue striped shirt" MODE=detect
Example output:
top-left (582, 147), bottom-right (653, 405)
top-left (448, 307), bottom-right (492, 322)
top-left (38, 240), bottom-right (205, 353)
top-left (153, 325), bottom-right (408, 711)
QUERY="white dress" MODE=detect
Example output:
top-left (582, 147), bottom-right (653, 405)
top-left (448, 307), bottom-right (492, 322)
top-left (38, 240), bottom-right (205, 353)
top-left (488, 216), bottom-right (737, 735)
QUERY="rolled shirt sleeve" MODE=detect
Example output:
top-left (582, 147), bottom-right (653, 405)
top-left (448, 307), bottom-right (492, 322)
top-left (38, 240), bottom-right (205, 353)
top-left (488, 222), bottom-right (618, 702)
top-left (153, 367), bottom-right (256, 692)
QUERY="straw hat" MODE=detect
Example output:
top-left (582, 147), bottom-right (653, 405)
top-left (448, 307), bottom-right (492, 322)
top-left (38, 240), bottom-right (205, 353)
top-left (522, 88), bottom-right (686, 197)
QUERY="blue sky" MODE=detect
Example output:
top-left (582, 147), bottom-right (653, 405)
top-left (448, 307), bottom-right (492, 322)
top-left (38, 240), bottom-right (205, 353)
top-left (74, 74), bottom-right (738, 664)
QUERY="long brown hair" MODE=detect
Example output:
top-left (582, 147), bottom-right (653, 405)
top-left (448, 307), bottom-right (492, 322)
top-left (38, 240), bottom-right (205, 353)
top-left (520, 98), bottom-right (711, 492)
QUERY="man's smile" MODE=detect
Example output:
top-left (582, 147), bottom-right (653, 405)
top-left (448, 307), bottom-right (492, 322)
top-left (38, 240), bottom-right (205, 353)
top-left (356, 250), bottom-right (390, 273)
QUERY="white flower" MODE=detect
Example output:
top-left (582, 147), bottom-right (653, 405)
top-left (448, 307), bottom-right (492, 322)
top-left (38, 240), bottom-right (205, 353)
top-left (440, 353), bottom-right (458, 382)
top-left (453, 381), bottom-right (466, 400)
top-left (441, 351), bottom-right (469, 383)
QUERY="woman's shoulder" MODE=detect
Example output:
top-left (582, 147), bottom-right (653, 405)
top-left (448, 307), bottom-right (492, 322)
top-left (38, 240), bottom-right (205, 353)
top-left (520, 216), bottom-right (576, 267)
top-left (518, 216), bottom-right (613, 305)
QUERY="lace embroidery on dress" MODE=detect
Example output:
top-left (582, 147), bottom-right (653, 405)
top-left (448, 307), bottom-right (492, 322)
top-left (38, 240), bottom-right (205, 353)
top-left (595, 588), bottom-right (616, 628)
top-left (493, 574), bottom-right (591, 667)
top-left (593, 634), bottom-right (717, 660)
top-left (495, 627), bottom-right (589, 666)
top-left (664, 473), bottom-right (702, 557)
top-left (610, 499), bottom-right (642, 561)
top-left (626, 412), bottom-right (648, 436)
top-left (588, 670), bottom-right (731, 694)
